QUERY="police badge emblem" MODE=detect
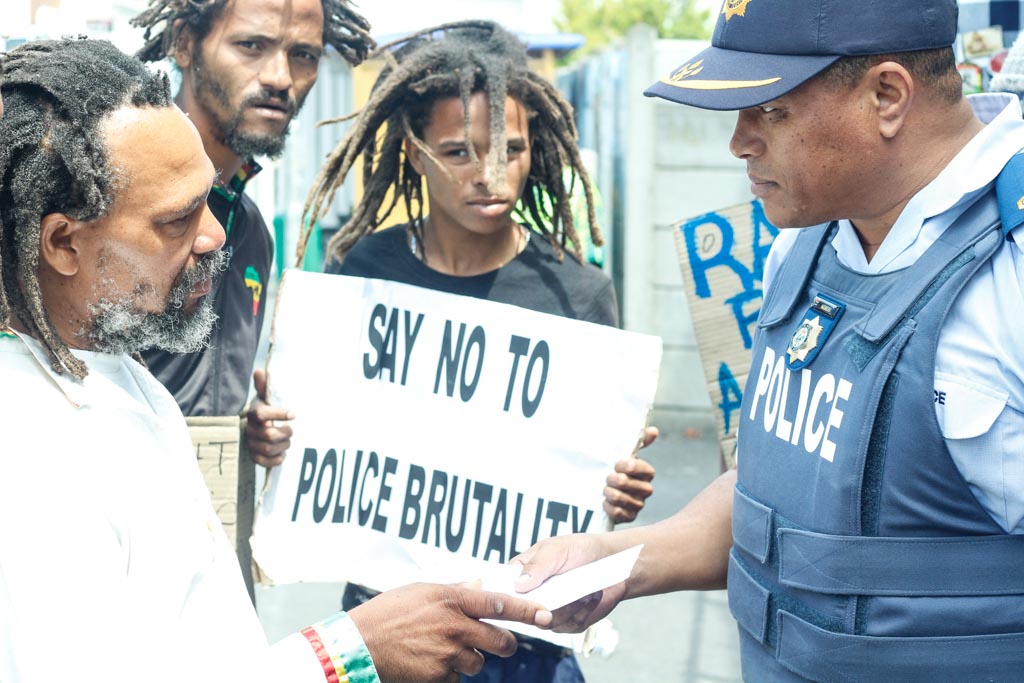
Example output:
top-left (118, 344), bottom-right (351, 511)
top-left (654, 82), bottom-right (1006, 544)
top-left (787, 316), bottom-right (823, 364)
top-left (721, 0), bottom-right (753, 20)
top-left (786, 294), bottom-right (846, 370)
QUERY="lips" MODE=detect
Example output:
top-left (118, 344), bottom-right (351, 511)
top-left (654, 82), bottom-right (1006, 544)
top-left (249, 99), bottom-right (292, 121)
top-left (466, 198), bottom-right (512, 218)
top-left (748, 173), bottom-right (777, 198)
top-left (189, 278), bottom-right (212, 299)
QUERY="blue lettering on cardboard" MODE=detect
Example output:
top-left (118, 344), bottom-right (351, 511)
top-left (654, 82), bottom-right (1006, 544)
top-left (718, 362), bottom-right (744, 435)
top-left (681, 201), bottom-right (779, 436)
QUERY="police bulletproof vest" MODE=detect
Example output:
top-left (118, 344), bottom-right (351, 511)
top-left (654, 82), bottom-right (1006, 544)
top-left (729, 186), bottom-right (1024, 682)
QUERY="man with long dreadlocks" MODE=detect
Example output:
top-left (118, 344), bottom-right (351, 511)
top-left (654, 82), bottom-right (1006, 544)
top-left (0, 37), bottom-right (553, 683)
top-left (308, 21), bottom-right (657, 683)
top-left (130, 0), bottom-right (373, 462)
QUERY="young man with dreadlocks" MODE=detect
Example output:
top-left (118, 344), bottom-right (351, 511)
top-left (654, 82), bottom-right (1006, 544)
top-left (130, 0), bottom-right (371, 462)
top-left (0, 37), bottom-right (553, 683)
top-left (308, 21), bottom-right (657, 683)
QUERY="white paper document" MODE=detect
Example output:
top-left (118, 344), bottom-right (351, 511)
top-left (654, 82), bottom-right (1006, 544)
top-left (480, 544), bottom-right (643, 611)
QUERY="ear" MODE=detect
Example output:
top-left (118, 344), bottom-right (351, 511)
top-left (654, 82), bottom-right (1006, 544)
top-left (405, 137), bottom-right (426, 175)
top-left (867, 61), bottom-right (914, 140)
top-left (172, 19), bottom-right (196, 71)
top-left (39, 213), bottom-right (87, 277)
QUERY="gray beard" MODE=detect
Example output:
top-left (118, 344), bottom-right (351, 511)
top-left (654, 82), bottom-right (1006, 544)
top-left (86, 293), bottom-right (218, 355)
top-left (86, 249), bottom-right (227, 355)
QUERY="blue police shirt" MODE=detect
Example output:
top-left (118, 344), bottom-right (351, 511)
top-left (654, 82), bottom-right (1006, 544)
top-left (763, 92), bottom-right (1024, 533)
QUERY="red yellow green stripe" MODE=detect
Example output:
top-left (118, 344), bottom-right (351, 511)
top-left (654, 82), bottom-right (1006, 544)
top-left (301, 625), bottom-right (350, 683)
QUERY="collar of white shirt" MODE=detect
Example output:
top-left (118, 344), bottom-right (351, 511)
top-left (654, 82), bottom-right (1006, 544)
top-left (834, 92), bottom-right (1024, 274)
top-left (3, 328), bottom-right (135, 409)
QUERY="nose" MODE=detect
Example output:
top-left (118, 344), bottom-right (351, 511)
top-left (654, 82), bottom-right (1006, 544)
top-left (193, 204), bottom-right (226, 255)
top-left (474, 156), bottom-right (491, 184)
top-left (729, 109), bottom-right (765, 160)
top-left (259, 50), bottom-right (293, 93)
top-left (471, 151), bottom-right (499, 192)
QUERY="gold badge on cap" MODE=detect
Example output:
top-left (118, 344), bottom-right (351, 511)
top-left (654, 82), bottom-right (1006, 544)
top-left (787, 315), bottom-right (823, 364)
top-left (722, 0), bottom-right (753, 20)
top-left (669, 60), bottom-right (705, 82)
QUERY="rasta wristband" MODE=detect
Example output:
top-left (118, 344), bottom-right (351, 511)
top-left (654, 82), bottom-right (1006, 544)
top-left (300, 612), bottom-right (380, 683)
top-left (301, 625), bottom-right (345, 683)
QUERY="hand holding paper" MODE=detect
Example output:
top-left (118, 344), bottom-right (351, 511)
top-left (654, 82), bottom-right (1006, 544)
top-left (477, 543), bottom-right (643, 633)
top-left (481, 545), bottom-right (642, 611)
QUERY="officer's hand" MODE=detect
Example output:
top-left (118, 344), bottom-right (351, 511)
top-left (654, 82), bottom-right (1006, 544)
top-left (604, 427), bottom-right (658, 524)
top-left (245, 368), bottom-right (294, 468)
top-left (349, 582), bottom-right (552, 683)
top-left (511, 533), bottom-right (625, 633)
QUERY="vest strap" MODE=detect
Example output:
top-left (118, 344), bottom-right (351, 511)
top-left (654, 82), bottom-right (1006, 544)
top-left (856, 194), bottom-right (1000, 342)
top-left (758, 223), bottom-right (832, 328)
top-left (996, 149), bottom-right (1024, 239)
top-left (778, 528), bottom-right (1024, 596)
top-left (733, 551), bottom-right (1024, 681)
top-left (776, 610), bottom-right (1024, 683)
top-left (729, 550), bottom-right (848, 649)
top-left (732, 486), bottom-right (774, 563)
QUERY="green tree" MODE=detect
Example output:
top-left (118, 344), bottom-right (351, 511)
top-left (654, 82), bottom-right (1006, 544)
top-left (556, 0), bottom-right (712, 57)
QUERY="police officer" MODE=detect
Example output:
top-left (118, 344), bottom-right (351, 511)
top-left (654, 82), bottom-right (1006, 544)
top-left (513, 1), bottom-right (1024, 680)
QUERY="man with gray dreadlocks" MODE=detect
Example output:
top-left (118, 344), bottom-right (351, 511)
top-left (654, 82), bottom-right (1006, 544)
top-left (0, 37), bottom-right (553, 683)
top-left (308, 21), bottom-right (657, 683)
top-left (130, 0), bottom-right (373, 463)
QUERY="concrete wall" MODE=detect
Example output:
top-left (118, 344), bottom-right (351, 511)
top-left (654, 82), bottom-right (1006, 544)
top-left (560, 26), bottom-right (755, 439)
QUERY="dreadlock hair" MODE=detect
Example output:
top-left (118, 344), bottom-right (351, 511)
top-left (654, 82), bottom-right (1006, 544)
top-left (132, 0), bottom-right (375, 66)
top-left (304, 20), bottom-right (601, 266)
top-left (0, 38), bottom-right (173, 379)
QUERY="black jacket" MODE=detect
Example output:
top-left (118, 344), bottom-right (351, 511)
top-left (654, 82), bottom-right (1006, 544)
top-left (142, 163), bottom-right (273, 416)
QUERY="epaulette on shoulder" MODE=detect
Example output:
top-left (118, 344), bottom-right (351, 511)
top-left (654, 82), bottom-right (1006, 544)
top-left (995, 149), bottom-right (1024, 239)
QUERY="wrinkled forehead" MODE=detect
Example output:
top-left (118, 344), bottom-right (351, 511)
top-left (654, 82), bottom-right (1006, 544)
top-left (205, 0), bottom-right (325, 44)
top-left (98, 105), bottom-right (215, 212)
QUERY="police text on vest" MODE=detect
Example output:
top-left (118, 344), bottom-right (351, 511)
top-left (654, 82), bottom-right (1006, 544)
top-left (748, 347), bottom-right (852, 462)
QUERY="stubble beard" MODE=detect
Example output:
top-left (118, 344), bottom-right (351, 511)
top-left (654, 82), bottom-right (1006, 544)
top-left (85, 249), bottom-right (228, 355)
top-left (191, 48), bottom-right (303, 160)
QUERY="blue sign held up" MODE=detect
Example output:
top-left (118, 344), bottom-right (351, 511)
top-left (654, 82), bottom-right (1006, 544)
top-left (681, 201), bottom-right (778, 350)
top-left (674, 201), bottom-right (778, 450)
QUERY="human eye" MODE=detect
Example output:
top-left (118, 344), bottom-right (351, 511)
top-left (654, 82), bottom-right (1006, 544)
top-left (161, 215), bottom-right (193, 238)
top-left (161, 202), bottom-right (204, 237)
top-left (293, 49), bottom-right (321, 64)
top-left (236, 40), bottom-right (262, 53)
top-left (445, 147), bottom-right (470, 159)
top-left (757, 104), bottom-right (785, 121)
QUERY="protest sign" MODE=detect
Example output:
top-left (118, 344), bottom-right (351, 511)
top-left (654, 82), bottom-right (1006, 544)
top-left (186, 416), bottom-right (255, 599)
top-left (250, 270), bottom-right (662, 597)
top-left (673, 200), bottom-right (778, 468)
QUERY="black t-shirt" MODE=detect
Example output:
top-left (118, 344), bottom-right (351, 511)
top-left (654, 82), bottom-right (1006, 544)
top-left (325, 224), bottom-right (618, 327)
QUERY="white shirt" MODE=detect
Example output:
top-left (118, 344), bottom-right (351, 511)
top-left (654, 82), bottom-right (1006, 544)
top-left (764, 93), bottom-right (1024, 533)
top-left (0, 331), bottom-right (375, 682)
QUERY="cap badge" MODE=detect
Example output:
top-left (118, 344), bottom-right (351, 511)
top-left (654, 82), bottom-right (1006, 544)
top-left (721, 0), bottom-right (753, 21)
top-left (670, 60), bottom-right (705, 82)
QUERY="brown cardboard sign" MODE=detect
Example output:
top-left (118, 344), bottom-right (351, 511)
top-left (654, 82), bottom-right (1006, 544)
top-left (673, 200), bottom-right (778, 468)
top-left (186, 416), bottom-right (255, 600)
